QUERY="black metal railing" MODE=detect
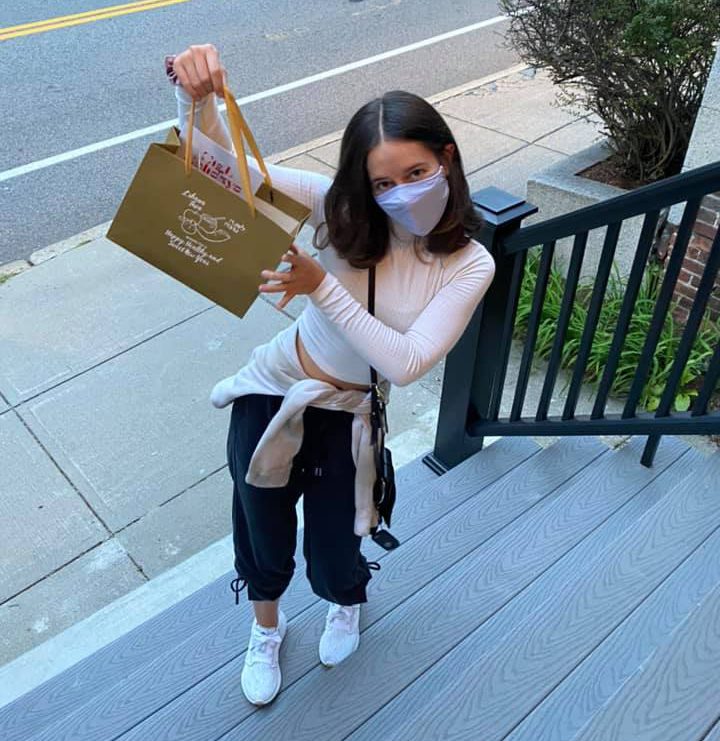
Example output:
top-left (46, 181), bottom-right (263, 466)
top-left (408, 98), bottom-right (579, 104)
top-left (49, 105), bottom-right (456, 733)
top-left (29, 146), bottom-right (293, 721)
top-left (425, 161), bottom-right (720, 474)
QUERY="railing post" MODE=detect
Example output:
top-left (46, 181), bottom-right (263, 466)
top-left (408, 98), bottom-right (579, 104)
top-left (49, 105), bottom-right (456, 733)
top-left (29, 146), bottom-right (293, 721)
top-left (423, 187), bottom-right (538, 474)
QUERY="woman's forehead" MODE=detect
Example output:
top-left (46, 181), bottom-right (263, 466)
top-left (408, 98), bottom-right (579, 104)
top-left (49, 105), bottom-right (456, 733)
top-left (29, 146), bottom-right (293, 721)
top-left (366, 139), bottom-right (437, 176)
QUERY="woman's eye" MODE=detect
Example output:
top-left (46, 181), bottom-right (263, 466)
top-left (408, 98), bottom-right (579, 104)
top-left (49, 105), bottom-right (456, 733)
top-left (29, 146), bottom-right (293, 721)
top-left (375, 182), bottom-right (391, 193)
top-left (410, 169), bottom-right (425, 179)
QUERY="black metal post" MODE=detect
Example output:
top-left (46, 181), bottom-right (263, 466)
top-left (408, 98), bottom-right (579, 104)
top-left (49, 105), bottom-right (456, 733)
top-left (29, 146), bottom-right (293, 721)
top-left (423, 187), bottom-right (537, 474)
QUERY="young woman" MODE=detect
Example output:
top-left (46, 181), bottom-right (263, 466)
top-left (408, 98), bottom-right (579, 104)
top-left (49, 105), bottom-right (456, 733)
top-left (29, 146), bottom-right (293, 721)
top-left (167, 44), bottom-right (496, 707)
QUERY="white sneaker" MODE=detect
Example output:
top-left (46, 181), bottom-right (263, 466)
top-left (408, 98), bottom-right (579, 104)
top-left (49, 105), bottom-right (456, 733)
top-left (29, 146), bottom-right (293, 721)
top-left (241, 611), bottom-right (288, 706)
top-left (319, 603), bottom-right (361, 667)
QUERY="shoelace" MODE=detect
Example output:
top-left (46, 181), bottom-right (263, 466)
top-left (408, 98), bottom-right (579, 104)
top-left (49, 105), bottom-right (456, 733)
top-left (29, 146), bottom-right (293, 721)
top-left (230, 576), bottom-right (247, 605)
top-left (327, 604), bottom-right (357, 632)
top-left (247, 625), bottom-right (283, 666)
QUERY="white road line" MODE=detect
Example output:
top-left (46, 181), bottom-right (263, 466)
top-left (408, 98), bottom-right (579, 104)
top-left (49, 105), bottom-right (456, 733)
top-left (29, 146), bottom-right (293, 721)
top-left (0, 15), bottom-right (509, 183)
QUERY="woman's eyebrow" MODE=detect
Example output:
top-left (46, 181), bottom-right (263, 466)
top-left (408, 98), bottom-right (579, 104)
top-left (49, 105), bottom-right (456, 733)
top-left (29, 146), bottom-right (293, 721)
top-left (371, 162), bottom-right (430, 184)
top-left (403, 161), bottom-right (429, 173)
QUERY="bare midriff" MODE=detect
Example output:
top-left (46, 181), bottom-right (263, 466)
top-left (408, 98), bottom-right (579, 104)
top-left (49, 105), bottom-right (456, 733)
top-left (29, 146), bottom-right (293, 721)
top-left (295, 329), bottom-right (370, 392)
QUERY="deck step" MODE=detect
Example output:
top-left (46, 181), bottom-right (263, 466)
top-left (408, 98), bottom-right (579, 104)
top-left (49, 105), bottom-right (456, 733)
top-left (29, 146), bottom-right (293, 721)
top-left (347, 446), bottom-right (720, 741)
top-left (0, 567), bottom-right (231, 741)
top-left (350, 442), bottom-right (701, 741)
top-left (572, 579), bottom-right (720, 741)
top-left (507, 515), bottom-right (720, 740)
top-left (3, 435), bottom-right (709, 741)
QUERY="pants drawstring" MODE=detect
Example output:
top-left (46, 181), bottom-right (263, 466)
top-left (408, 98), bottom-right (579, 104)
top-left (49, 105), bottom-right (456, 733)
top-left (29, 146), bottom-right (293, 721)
top-left (231, 575), bottom-right (248, 605)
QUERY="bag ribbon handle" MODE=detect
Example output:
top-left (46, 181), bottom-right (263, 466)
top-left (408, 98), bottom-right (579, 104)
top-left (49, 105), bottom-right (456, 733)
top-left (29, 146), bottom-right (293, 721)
top-left (185, 86), bottom-right (273, 218)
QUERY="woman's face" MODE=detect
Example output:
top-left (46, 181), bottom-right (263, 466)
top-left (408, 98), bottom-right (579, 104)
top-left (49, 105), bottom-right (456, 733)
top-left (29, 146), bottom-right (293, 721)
top-left (366, 139), bottom-right (454, 197)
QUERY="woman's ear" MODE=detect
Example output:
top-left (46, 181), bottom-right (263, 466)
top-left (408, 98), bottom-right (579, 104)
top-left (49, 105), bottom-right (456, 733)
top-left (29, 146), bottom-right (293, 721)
top-left (441, 143), bottom-right (456, 169)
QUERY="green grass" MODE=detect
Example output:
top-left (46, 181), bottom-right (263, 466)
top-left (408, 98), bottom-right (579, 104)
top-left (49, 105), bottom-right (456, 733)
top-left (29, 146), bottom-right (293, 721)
top-left (513, 247), bottom-right (719, 413)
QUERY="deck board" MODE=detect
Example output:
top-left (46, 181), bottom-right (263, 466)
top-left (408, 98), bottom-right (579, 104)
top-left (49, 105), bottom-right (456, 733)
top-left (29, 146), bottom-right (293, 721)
top-left (349, 442), bottom-right (697, 741)
top-left (507, 523), bottom-right (720, 741)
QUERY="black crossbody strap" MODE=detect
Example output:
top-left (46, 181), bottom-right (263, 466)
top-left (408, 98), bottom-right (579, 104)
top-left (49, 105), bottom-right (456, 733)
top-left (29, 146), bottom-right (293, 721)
top-left (367, 265), bottom-right (399, 548)
top-left (368, 265), bottom-right (378, 386)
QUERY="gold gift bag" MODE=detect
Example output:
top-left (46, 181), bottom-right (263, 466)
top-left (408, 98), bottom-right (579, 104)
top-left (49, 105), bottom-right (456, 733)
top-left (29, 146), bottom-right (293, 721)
top-left (107, 86), bottom-right (311, 317)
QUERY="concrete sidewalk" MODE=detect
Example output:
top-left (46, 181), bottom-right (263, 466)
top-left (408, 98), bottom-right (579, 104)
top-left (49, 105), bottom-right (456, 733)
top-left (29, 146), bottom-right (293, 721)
top-left (0, 64), bottom-right (607, 671)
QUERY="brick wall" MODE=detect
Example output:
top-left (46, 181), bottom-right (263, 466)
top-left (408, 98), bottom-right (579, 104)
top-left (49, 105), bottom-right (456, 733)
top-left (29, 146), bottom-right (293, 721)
top-left (664, 44), bottom-right (720, 325)
top-left (668, 193), bottom-right (720, 324)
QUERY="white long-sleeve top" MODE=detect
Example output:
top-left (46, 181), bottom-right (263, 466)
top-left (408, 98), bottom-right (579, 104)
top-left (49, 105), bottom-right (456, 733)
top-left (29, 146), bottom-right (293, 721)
top-left (175, 87), bottom-right (496, 389)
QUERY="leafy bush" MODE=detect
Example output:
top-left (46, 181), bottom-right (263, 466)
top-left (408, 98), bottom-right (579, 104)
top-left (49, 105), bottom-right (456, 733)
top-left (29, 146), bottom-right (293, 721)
top-left (499, 0), bottom-right (720, 184)
top-left (514, 248), bottom-right (718, 412)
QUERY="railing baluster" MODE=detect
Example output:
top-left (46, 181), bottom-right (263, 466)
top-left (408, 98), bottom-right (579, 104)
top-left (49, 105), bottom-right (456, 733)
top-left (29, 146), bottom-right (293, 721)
top-left (622, 197), bottom-right (702, 419)
top-left (485, 250), bottom-right (527, 422)
top-left (640, 225), bottom-right (720, 466)
top-left (640, 223), bottom-right (720, 466)
top-left (511, 241), bottom-right (555, 421)
top-left (562, 221), bottom-right (622, 421)
top-left (650, 226), bottom-right (720, 417)
top-left (592, 210), bottom-right (661, 418)
top-left (536, 231), bottom-right (588, 421)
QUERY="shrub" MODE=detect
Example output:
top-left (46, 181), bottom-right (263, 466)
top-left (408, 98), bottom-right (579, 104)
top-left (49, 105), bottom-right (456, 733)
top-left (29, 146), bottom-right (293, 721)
top-left (499, 0), bottom-right (720, 184)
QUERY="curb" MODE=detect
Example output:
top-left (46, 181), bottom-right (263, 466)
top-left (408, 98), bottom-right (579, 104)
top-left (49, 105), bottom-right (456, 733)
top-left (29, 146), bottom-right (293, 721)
top-left (0, 536), bottom-right (235, 709)
top-left (0, 62), bottom-right (531, 282)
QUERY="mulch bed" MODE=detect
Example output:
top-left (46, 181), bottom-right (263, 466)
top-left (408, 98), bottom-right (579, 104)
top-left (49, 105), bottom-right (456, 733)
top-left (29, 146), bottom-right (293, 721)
top-left (577, 152), bottom-right (649, 190)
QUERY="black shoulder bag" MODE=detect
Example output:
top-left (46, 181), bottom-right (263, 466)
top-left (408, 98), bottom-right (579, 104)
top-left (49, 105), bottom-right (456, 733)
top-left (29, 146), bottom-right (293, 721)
top-left (368, 266), bottom-right (400, 551)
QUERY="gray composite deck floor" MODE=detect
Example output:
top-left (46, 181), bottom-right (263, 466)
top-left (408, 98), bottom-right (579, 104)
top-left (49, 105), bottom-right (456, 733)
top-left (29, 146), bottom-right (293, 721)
top-left (2, 434), bottom-right (720, 741)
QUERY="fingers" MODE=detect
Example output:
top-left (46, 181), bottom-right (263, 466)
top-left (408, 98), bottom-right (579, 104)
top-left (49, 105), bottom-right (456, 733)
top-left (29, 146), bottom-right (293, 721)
top-left (281, 252), bottom-right (297, 266)
top-left (175, 54), bottom-right (204, 99)
top-left (259, 283), bottom-right (293, 295)
top-left (205, 45), bottom-right (226, 97)
top-left (189, 48), bottom-right (214, 98)
top-left (174, 44), bottom-right (222, 100)
top-left (281, 245), bottom-right (303, 264)
top-left (260, 269), bottom-right (292, 283)
top-left (173, 56), bottom-right (197, 99)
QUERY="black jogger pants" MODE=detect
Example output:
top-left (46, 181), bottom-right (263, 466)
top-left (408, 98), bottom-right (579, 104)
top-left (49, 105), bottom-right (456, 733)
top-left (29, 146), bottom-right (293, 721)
top-left (226, 393), bottom-right (374, 605)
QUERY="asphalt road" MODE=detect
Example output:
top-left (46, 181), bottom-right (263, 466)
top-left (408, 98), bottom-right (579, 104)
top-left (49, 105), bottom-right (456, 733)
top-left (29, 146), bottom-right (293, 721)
top-left (0, 0), bottom-right (519, 264)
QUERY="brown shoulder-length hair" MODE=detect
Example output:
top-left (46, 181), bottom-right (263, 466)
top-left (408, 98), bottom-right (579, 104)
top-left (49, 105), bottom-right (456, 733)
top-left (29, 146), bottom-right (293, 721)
top-left (316, 90), bottom-right (483, 268)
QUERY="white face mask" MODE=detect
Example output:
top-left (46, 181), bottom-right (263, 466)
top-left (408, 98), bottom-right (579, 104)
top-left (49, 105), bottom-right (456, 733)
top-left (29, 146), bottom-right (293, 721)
top-left (374, 165), bottom-right (450, 237)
